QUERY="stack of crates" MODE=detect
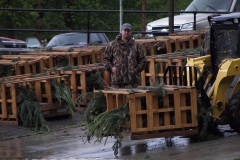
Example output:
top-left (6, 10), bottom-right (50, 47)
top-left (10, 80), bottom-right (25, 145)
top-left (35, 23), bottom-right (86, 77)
top-left (99, 85), bottom-right (198, 140)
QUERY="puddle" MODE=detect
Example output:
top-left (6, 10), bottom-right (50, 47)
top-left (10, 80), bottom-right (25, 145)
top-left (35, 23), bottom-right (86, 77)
top-left (0, 125), bottom-right (238, 159)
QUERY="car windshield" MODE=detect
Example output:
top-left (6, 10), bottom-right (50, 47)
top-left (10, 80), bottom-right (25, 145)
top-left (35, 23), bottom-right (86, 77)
top-left (27, 39), bottom-right (40, 46)
top-left (47, 33), bottom-right (89, 47)
top-left (185, 0), bottom-right (233, 12)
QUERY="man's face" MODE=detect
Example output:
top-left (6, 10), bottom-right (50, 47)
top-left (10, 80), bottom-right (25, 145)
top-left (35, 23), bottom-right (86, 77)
top-left (121, 29), bottom-right (132, 39)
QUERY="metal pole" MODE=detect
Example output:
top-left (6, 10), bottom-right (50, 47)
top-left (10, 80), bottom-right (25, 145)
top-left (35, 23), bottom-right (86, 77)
top-left (37, 0), bottom-right (43, 41)
top-left (142, 0), bottom-right (146, 37)
top-left (120, 0), bottom-right (123, 32)
top-left (169, 0), bottom-right (174, 34)
top-left (87, 10), bottom-right (90, 43)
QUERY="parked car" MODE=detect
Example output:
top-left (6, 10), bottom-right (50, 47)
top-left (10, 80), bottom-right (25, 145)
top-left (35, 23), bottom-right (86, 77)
top-left (46, 32), bottom-right (109, 50)
top-left (0, 36), bottom-right (32, 55)
top-left (0, 36), bottom-right (27, 48)
top-left (26, 37), bottom-right (44, 49)
top-left (146, 0), bottom-right (240, 36)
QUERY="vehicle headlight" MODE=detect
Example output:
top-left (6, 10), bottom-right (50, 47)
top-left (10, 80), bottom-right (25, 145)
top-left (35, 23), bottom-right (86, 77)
top-left (146, 25), bottom-right (152, 31)
top-left (181, 22), bottom-right (194, 29)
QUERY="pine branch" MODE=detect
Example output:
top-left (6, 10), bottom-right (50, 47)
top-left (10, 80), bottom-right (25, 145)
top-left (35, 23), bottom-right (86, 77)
top-left (17, 86), bottom-right (49, 132)
top-left (51, 80), bottom-right (77, 116)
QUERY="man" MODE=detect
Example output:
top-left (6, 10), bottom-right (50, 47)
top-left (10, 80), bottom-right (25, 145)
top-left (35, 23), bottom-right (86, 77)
top-left (103, 23), bottom-right (147, 88)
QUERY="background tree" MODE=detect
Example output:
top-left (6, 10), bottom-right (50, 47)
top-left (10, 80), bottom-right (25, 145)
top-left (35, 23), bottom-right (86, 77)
top-left (0, 0), bottom-right (192, 41)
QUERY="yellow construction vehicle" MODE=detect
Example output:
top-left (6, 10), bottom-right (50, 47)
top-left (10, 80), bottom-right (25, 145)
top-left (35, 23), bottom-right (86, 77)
top-left (163, 12), bottom-right (240, 132)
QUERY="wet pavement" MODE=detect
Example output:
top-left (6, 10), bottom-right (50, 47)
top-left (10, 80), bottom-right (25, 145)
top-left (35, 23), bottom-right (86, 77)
top-left (0, 124), bottom-right (240, 159)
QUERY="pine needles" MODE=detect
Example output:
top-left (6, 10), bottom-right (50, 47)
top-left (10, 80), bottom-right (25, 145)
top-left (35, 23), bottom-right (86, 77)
top-left (86, 71), bottom-right (105, 91)
top-left (80, 91), bottom-right (130, 156)
top-left (0, 65), bottom-right (14, 78)
top-left (80, 91), bottom-right (107, 123)
top-left (17, 86), bottom-right (49, 132)
top-left (197, 98), bottom-right (217, 140)
top-left (137, 84), bottom-right (167, 97)
top-left (51, 80), bottom-right (77, 116)
top-left (16, 79), bottom-right (78, 132)
top-left (82, 102), bottom-right (129, 156)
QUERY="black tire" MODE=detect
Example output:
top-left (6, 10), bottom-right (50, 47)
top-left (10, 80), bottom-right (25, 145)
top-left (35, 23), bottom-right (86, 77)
top-left (226, 91), bottom-right (240, 132)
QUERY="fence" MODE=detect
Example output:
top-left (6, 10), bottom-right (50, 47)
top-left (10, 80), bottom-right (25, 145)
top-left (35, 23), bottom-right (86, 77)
top-left (0, 8), bottom-right (230, 41)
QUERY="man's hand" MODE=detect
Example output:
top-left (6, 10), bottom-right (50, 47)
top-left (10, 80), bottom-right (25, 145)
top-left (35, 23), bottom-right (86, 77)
top-left (111, 67), bottom-right (117, 74)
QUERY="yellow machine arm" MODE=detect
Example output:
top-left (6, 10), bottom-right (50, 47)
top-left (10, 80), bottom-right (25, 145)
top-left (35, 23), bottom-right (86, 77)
top-left (186, 56), bottom-right (240, 119)
top-left (186, 55), bottom-right (212, 89)
top-left (209, 58), bottom-right (240, 119)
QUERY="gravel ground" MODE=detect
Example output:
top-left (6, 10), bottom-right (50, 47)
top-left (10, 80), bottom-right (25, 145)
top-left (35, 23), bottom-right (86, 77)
top-left (0, 111), bottom-right (84, 141)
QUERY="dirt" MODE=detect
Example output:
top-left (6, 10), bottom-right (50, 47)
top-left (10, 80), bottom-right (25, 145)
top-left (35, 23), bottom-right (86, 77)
top-left (0, 111), bottom-right (84, 141)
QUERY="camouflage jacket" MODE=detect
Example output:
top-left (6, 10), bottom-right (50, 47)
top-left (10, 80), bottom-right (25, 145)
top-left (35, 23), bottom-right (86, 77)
top-left (103, 33), bottom-right (147, 85)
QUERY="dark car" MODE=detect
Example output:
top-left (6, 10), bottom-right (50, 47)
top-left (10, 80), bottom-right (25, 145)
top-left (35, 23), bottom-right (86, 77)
top-left (0, 36), bottom-right (27, 48)
top-left (46, 32), bottom-right (109, 49)
top-left (0, 36), bottom-right (32, 55)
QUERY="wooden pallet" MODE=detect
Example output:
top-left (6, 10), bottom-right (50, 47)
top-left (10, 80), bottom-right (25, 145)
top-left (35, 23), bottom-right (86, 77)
top-left (99, 85), bottom-right (198, 140)
top-left (19, 50), bottom-right (102, 66)
top-left (1, 55), bottom-right (53, 72)
top-left (46, 63), bottom-right (110, 106)
top-left (0, 58), bottom-right (48, 75)
top-left (141, 52), bottom-right (199, 86)
top-left (0, 75), bottom-right (70, 125)
top-left (136, 35), bottom-right (203, 55)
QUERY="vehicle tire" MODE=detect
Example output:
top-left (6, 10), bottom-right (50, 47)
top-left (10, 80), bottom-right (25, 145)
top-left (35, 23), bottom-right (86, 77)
top-left (226, 91), bottom-right (240, 132)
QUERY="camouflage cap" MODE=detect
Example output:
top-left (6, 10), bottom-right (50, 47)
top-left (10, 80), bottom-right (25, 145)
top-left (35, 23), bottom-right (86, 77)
top-left (121, 23), bottom-right (132, 30)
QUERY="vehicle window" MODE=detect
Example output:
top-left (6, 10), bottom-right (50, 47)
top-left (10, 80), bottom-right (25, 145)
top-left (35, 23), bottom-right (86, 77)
top-left (47, 35), bottom-right (65, 46)
top-left (71, 33), bottom-right (87, 44)
top-left (234, 0), bottom-right (240, 11)
top-left (27, 39), bottom-right (40, 45)
top-left (185, 0), bottom-right (233, 12)
top-left (90, 33), bottom-right (100, 43)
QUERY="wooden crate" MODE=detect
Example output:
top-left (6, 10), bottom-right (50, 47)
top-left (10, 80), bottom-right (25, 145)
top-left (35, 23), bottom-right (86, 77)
top-left (20, 51), bottom-right (80, 66)
top-left (141, 52), bottom-right (199, 86)
top-left (42, 45), bottom-right (106, 64)
top-left (1, 55), bottom-right (53, 72)
top-left (155, 35), bottom-right (203, 53)
top-left (19, 50), bottom-right (102, 66)
top-left (46, 63), bottom-right (110, 106)
top-left (136, 35), bottom-right (203, 55)
top-left (0, 75), bottom-right (70, 125)
top-left (0, 58), bottom-right (47, 75)
top-left (74, 45), bottom-right (106, 63)
top-left (100, 85), bottom-right (198, 140)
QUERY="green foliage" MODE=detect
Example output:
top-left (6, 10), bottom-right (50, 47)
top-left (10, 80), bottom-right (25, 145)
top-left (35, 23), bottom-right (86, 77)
top-left (51, 80), bottom-right (77, 116)
top-left (0, 0), bottom-right (38, 39)
top-left (174, 47), bottom-right (201, 54)
top-left (79, 91), bottom-right (107, 123)
top-left (50, 61), bottom-right (70, 72)
top-left (197, 97), bottom-right (217, 140)
top-left (29, 72), bottom-right (48, 78)
top-left (17, 86), bottom-right (49, 132)
top-left (0, 0), bottom-right (193, 41)
top-left (82, 102), bottom-right (129, 156)
top-left (11, 57), bottom-right (21, 62)
top-left (80, 91), bottom-right (129, 156)
top-left (86, 71), bottom-right (105, 91)
top-left (0, 65), bottom-right (14, 78)
top-left (137, 84), bottom-right (167, 98)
